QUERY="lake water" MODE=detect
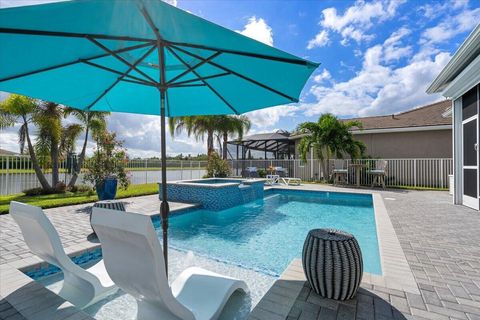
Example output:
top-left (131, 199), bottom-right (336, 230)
top-left (0, 169), bottom-right (206, 195)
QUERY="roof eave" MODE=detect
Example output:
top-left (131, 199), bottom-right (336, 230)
top-left (427, 24), bottom-right (480, 94)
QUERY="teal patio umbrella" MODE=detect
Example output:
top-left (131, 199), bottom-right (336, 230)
top-left (0, 0), bottom-right (318, 272)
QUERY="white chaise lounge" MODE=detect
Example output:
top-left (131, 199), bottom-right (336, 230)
top-left (9, 201), bottom-right (117, 308)
top-left (91, 207), bottom-right (248, 320)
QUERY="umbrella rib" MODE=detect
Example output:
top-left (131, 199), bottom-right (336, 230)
top-left (0, 41), bottom-right (155, 84)
top-left (169, 72), bottom-right (230, 86)
top-left (0, 27), bottom-right (154, 42)
top-left (166, 40), bottom-right (318, 67)
top-left (166, 51), bottom-right (222, 85)
top-left (87, 37), bottom-right (158, 84)
top-left (86, 45), bottom-right (157, 110)
top-left (171, 45), bottom-right (299, 103)
top-left (167, 46), bottom-right (239, 114)
top-left (169, 83), bottom-right (206, 88)
top-left (119, 78), bottom-right (157, 87)
top-left (81, 60), bottom-right (157, 86)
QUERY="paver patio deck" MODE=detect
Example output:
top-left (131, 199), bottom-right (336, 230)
top-left (251, 186), bottom-right (480, 320)
top-left (1, 187), bottom-right (480, 319)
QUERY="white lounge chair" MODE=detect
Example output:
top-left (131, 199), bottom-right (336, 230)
top-left (332, 159), bottom-right (348, 185)
top-left (9, 201), bottom-right (117, 308)
top-left (281, 177), bottom-right (302, 186)
top-left (369, 160), bottom-right (388, 189)
top-left (91, 207), bottom-right (248, 320)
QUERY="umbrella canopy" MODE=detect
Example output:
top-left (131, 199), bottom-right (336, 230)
top-left (0, 0), bottom-right (318, 273)
top-left (0, 0), bottom-right (317, 115)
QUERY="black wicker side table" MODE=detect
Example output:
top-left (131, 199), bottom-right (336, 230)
top-left (90, 200), bottom-right (126, 234)
top-left (302, 229), bottom-right (363, 300)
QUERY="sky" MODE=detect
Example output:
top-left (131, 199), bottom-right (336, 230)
top-left (1, 0), bottom-right (479, 157)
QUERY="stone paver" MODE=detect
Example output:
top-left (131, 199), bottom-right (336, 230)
top-left (0, 195), bottom-right (196, 265)
top-left (259, 187), bottom-right (480, 320)
top-left (2, 188), bottom-right (480, 319)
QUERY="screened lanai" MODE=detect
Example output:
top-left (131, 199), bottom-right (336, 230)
top-left (227, 130), bottom-right (295, 161)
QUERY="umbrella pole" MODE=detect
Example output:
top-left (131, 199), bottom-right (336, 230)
top-left (160, 90), bottom-right (170, 276)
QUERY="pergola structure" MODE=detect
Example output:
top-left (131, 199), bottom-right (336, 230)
top-left (227, 130), bottom-right (295, 161)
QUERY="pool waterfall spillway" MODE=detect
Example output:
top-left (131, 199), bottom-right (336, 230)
top-left (158, 178), bottom-right (265, 210)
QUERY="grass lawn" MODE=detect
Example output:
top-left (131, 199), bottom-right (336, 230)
top-left (0, 183), bottom-right (158, 215)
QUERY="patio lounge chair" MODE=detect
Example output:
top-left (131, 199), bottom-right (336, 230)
top-left (369, 160), bottom-right (388, 189)
top-left (274, 166), bottom-right (288, 177)
top-left (281, 177), bottom-right (302, 186)
top-left (241, 167), bottom-right (259, 178)
top-left (332, 159), bottom-right (348, 185)
top-left (273, 166), bottom-right (301, 185)
top-left (9, 201), bottom-right (117, 308)
top-left (91, 207), bottom-right (248, 320)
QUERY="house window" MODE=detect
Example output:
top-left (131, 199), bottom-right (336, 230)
top-left (462, 86), bottom-right (478, 120)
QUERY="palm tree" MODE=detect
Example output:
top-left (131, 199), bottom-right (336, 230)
top-left (169, 115), bottom-right (251, 159)
top-left (0, 95), bottom-right (51, 190)
top-left (215, 115), bottom-right (251, 159)
top-left (297, 113), bottom-right (365, 180)
top-left (64, 108), bottom-right (108, 187)
top-left (168, 116), bottom-right (218, 156)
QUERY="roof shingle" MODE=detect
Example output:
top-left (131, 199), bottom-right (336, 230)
top-left (344, 100), bottom-right (452, 131)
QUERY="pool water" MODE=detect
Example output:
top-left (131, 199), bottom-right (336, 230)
top-left (36, 188), bottom-right (381, 320)
top-left (39, 248), bottom-right (270, 320)
top-left (160, 189), bottom-right (382, 275)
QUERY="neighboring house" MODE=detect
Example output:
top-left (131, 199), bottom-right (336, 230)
top-left (0, 148), bottom-right (19, 156)
top-left (342, 100), bottom-right (452, 158)
top-left (427, 25), bottom-right (480, 211)
top-left (291, 100), bottom-right (453, 159)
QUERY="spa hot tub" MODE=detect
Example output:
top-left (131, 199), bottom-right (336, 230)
top-left (159, 178), bottom-right (265, 210)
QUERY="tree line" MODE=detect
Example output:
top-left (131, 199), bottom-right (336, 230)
top-left (1, 94), bottom-right (108, 191)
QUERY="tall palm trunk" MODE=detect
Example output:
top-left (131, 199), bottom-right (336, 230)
top-left (207, 129), bottom-right (214, 156)
top-left (222, 132), bottom-right (228, 160)
top-left (50, 140), bottom-right (60, 187)
top-left (23, 118), bottom-right (51, 190)
top-left (68, 127), bottom-right (88, 187)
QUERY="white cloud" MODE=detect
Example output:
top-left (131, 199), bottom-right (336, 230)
top-left (307, 30), bottom-right (330, 49)
top-left (107, 113), bottom-right (206, 157)
top-left (302, 28), bottom-right (451, 117)
top-left (245, 105), bottom-right (298, 129)
top-left (382, 27), bottom-right (412, 62)
top-left (163, 0), bottom-right (178, 7)
top-left (310, 0), bottom-right (405, 46)
top-left (237, 16), bottom-right (274, 46)
top-left (420, 7), bottom-right (480, 45)
top-left (419, 0), bottom-right (468, 20)
top-left (313, 69), bottom-right (331, 83)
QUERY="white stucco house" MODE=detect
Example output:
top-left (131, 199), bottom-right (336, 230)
top-left (427, 25), bottom-right (480, 210)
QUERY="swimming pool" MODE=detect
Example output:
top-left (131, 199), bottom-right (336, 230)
top-left (156, 189), bottom-right (382, 276)
top-left (184, 178), bottom-right (245, 184)
top-left (33, 188), bottom-right (381, 320)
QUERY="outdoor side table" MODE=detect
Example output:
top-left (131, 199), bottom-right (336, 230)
top-left (349, 163), bottom-right (366, 187)
top-left (90, 200), bottom-right (126, 234)
top-left (302, 229), bottom-right (363, 300)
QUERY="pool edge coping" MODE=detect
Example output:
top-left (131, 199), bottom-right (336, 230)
top-left (249, 185), bottom-right (419, 319)
top-left (266, 185), bottom-right (419, 294)
top-left (3, 184), bottom-right (419, 320)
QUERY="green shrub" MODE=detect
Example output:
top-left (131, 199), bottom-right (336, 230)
top-left (69, 184), bottom-right (93, 193)
top-left (23, 187), bottom-right (55, 196)
top-left (83, 131), bottom-right (130, 190)
top-left (257, 169), bottom-right (266, 178)
top-left (205, 153), bottom-right (230, 178)
top-left (54, 182), bottom-right (67, 193)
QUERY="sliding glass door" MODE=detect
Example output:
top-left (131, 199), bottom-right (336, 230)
top-left (462, 85), bottom-right (479, 210)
